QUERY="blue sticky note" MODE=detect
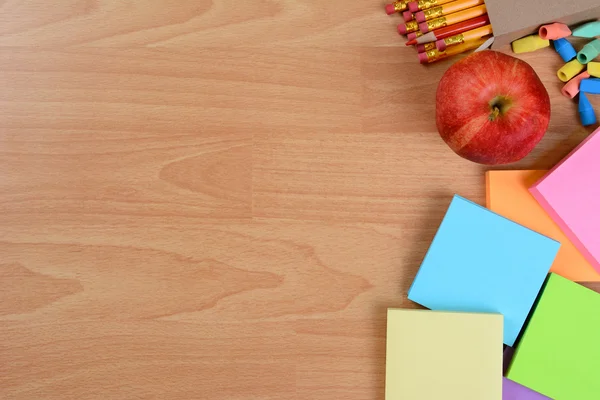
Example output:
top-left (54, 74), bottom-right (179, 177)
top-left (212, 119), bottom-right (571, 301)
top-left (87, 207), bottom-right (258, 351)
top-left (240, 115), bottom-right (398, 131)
top-left (408, 195), bottom-right (560, 346)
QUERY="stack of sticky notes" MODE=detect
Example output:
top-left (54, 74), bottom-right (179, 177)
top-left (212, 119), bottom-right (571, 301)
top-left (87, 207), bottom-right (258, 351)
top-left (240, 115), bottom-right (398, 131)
top-left (386, 309), bottom-right (502, 399)
top-left (385, 127), bottom-right (600, 399)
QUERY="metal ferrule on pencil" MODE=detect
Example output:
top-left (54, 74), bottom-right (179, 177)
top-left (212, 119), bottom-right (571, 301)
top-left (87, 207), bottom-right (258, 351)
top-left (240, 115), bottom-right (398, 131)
top-left (405, 20), bottom-right (420, 33)
top-left (425, 16), bottom-right (448, 31)
top-left (415, 0), bottom-right (440, 11)
top-left (444, 34), bottom-right (466, 46)
top-left (422, 6), bottom-right (445, 20)
top-left (394, 0), bottom-right (409, 12)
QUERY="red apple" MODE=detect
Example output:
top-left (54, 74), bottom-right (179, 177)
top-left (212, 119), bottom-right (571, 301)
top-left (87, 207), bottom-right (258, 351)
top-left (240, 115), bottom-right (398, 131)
top-left (436, 50), bottom-right (551, 165)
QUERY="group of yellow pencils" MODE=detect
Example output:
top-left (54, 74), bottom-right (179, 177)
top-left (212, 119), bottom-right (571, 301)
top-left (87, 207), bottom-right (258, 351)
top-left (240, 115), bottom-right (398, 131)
top-left (386, 0), bottom-right (494, 63)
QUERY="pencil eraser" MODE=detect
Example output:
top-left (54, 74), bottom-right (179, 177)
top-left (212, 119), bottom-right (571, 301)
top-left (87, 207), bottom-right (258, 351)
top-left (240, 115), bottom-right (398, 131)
top-left (577, 39), bottom-right (600, 65)
top-left (557, 59), bottom-right (585, 83)
top-left (572, 21), bottom-right (600, 38)
top-left (589, 62), bottom-right (600, 78)
top-left (418, 52), bottom-right (429, 64)
top-left (579, 93), bottom-right (597, 126)
top-left (385, 4), bottom-right (396, 15)
top-left (416, 43), bottom-right (426, 53)
top-left (580, 78), bottom-right (600, 95)
top-left (403, 10), bottom-right (414, 21)
top-left (408, 1), bottom-right (419, 12)
top-left (539, 23), bottom-right (571, 40)
top-left (415, 11), bottom-right (426, 23)
top-left (553, 38), bottom-right (577, 63)
top-left (436, 39), bottom-right (447, 52)
top-left (511, 34), bottom-right (549, 54)
top-left (398, 24), bottom-right (407, 35)
top-left (561, 71), bottom-right (590, 99)
top-left (419, 22), bottom-right (430, 33)
top-left (407, 32), bottom-right (418, 41)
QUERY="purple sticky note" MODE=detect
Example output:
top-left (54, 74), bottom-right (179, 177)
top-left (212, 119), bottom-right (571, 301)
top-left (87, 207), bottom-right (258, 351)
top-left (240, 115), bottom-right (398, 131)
top-left (503, 378), bottom-right (550, 399)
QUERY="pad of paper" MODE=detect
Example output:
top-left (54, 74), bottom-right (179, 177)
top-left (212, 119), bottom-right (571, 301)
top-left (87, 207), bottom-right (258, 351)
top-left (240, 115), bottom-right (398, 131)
top-left (503, 377), bottom-right (550, 399)
top-left (507, 273), bottom-right (600, 398)
top-left (487, 170), bottom-right (599, 282)
top-left (386, 308), bottom-right (502, 400)
top-left (530, 127), bottom-right (600, 273)
top-left (408, 195), bottom-right (559, 346)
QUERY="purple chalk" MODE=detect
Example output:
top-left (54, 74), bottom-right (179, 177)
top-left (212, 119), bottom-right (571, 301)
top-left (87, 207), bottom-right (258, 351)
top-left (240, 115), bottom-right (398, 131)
top-left (503, 378), bottom-right (550, 399)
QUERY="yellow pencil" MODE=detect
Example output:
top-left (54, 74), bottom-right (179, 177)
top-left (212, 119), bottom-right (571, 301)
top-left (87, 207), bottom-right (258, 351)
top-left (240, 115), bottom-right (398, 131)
top-left (418, 37), bottom-right (487, 64)
top-left (385, 0), bottom-right (410, 15)
top-left (415, 0), bottom-right (485, 23)
top-left (436, 25), bottom-right (493, 51)
top-left (419, 5), bottom-right (487, 33)
top-left (408, 0), bottom-right (457, 12)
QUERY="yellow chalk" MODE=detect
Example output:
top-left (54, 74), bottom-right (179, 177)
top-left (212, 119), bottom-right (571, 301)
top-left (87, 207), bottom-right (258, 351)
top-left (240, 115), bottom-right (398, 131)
top-left (557, 59), bottom-right (585, 83)
top-left (589, 62), bottom-right (600, 78)
top-left (511, 34), bottom-right (549, 54)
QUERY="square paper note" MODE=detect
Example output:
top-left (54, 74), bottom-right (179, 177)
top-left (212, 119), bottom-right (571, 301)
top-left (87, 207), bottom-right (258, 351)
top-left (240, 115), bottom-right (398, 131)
top-left (487, 170), bottom-right (599, 282)
top-left (386, 309), bottom-right (502, 400)
top-left (408, 195), bottom-right (560, 346)
top-left (503, 377), bottom-right (550, 399)
top-left (530, 127), bottom-right (600, 273)
top-left (507, 274), bottom-right (600, 399)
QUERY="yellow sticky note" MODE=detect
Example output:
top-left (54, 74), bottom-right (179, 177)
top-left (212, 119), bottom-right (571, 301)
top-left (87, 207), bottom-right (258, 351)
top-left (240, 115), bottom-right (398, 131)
top-left (486, 170), bottom-right (600, 282)
top-left (385, 309), bottom-right (502, 400)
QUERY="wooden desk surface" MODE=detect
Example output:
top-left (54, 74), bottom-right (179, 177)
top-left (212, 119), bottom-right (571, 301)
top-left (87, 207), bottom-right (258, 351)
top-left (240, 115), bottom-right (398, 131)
top-left (1, 2), bottom-right (599, 399)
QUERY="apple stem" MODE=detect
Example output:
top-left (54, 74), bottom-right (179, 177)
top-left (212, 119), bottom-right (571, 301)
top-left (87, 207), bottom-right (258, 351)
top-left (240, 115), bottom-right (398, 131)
top-left (490, 106), bottom-right (501, 121)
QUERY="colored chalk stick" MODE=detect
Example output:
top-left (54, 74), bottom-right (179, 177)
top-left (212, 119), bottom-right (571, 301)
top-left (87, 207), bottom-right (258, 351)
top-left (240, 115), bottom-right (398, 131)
top-left (511, 34), bottom-right (549, 54)
top-left (572, 21), bottom-right (600, 38)
top-left (589, 62), bottom-right (600, 77)
top-left (507, 274), bottom-right (600, 399)
top-left (530, 127), bottom-right (600, 272)
top-left (561, 71), bottom-right (590, 98)
top-left (577, 39), bottom-right (600, 64)
top-left (386, 309), bottom-right (502, 400)
top-left (553, 38), bottom-right (576, 62)
top-left (486, 170), bottom-right (600, 281)
top-left (557, 59), bottom-right (584, 82)
top-left (503, 378), bottom-right (550, 400)
top-left (580, 78), bottom-right (600, 94)
top-left (407, 195), bottom-right (559, 346)
top-left (579, 92), bottom-right (597, 127)
top-left (538, 23), bottom-right (571, 40)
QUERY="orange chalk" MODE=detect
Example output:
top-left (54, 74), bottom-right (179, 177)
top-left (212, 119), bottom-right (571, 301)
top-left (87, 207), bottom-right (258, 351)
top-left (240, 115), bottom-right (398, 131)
top-left (561, 71), bottom-right (591, 99)
top-left (539, 23), bottom-right (572, 40)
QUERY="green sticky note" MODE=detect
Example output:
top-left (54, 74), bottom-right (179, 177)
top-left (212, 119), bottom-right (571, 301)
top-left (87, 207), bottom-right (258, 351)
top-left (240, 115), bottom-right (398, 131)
top-left (507, 273), bottom-right (600, 399)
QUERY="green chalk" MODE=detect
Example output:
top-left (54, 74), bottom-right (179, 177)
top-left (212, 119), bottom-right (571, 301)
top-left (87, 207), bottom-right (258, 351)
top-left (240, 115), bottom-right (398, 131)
top-left (572, 21), bottom-right (600, 38)
top-left (577, 39), bottom-right (600, 64)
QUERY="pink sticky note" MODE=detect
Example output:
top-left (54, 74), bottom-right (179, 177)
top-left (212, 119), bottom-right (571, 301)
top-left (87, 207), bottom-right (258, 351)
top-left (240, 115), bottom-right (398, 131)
top-left (530, 128), bottom-right (600, 274)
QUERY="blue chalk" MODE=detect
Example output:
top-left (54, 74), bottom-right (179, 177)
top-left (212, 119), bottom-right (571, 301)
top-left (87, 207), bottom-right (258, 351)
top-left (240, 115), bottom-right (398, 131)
top-left (553, 38), bottom-right (576, 62)
top-left (407, 195), bottom-right (559, 347)
top-left (580, 78), bottom-right (600, 95)
top-left (579, 92), bottom-right (597, 126)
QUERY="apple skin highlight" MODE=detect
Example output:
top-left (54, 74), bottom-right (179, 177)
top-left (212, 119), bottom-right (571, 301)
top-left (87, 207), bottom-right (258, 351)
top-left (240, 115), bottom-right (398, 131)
top-left (436, 51), bottom-right (551, 165)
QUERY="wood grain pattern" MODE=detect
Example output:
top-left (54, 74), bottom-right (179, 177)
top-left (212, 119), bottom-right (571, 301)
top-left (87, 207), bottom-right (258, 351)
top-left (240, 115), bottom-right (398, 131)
top-left (1, 2), bottom-right (599, 399)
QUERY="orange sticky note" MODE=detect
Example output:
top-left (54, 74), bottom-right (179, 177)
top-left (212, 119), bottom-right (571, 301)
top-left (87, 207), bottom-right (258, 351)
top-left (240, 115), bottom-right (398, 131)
top-left (486, 170), bottom-right (600, 282)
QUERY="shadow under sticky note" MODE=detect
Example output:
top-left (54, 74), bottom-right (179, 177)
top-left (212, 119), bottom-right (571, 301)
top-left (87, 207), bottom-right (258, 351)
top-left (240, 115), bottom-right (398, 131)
top-left (386, 308), bottom-right (502, 400)
top-left (487, 170), bottom-right (600, 282)
top-left (507, 274), bottom-right (600, 398)
top-left (530, 128), bottom-right (600, 275)
top-left (408, 195), bottom-right (560, 346)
